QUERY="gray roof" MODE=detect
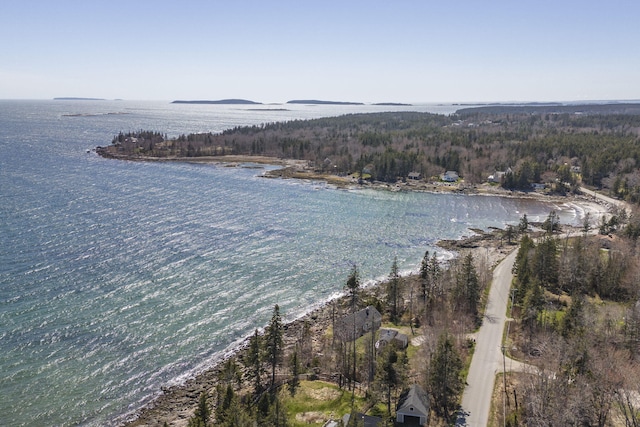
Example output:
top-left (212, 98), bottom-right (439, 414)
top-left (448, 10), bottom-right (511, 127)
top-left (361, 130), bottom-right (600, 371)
top-left (335, 306), bottom-right (382, 342)
top-left (397, 384), bottom-right (430, 417)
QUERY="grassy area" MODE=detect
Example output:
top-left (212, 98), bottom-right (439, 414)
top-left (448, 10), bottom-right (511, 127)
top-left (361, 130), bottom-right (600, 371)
top-left (283, 380), bottom-right (366, 426)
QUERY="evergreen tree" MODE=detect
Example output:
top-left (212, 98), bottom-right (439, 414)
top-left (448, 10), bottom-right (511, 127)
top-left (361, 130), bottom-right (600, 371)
top-left (387, 257), bottom-right (402, 323)
top-left (375, 345), bottom-right (399, 416)
top-left (453, 253), bottom-right (480, 322)
top-left (519, 214), bottom-right (529, 234)
top-left (420, 250), bottom-right (431, 304)
top-left (214, 385), bottom-right (235, 425)
top-left (533, 237), bottom-right (558, 289)
top-left (542, 210), bottom-right (560, 234)
top-left (288, 351), bottom-right (300, 396)
top-left (521, 281), bottom-right (545, 341)
top-left (245, 328), bottom-right (264, 395)
top-left (265, 304), bottom-right (284, 390)
top-left (428, 332), bottom-right (464, 422)
top-left (429, 251), bottom-right (441, 300)
top-left (345, 264), bottom-right (360, 311)
top-left (188, 392), bottom-right (210, 427)
top-left (561, 294), bottom-right (584, 338)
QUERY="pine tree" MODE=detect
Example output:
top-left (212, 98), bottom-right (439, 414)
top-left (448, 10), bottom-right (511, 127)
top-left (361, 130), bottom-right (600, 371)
top-left (387, 257), bottom-right (402, 324)
top-left (265, 304), bottom-right (284, 390)
top-left (533, 236), bottom-right (558, 289)
top-left (345, 264), bottom-right (360, 311)
top-left (245, 328), bottom-right (264, 395)
top-left (375, 345), bottom-right (399, 416)
top-left (420, 250), bottom-right (431, 304)
top-left (428, 333), bottom-right (464, 422)
top-left (288, 351), bottom-right (300, 396)
top-left (453, 253), bottom-right (480, 322)
top-left (188, 392), bottom-right (210, 427)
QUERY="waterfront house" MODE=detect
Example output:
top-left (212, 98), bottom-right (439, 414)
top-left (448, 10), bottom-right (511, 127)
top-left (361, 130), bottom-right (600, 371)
top-left (335, 306), bottom-right (382, 342)
top-left (441, 171), bottom-right (459, 182)
top-left (408, 171), bottom-right (422, 181)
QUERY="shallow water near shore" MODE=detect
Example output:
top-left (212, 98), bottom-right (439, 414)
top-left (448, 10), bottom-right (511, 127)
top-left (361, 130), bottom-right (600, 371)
top-left (0, 100), bottom-right (582, 426)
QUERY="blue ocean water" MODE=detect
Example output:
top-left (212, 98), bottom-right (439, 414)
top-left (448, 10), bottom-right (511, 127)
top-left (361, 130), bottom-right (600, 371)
top-left (0, 100), bottom-right (580, 426)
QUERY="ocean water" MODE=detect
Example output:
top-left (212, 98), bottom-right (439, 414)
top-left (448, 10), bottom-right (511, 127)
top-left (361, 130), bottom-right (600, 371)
top-left (0, 100), bottom-right (580, 426)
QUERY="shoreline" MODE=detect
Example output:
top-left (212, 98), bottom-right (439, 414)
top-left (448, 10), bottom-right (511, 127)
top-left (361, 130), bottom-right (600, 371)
top-left (120, 219), bottom-right (610, 427)
top-left (95, 151), bottom-right (617, 212)
top-left (107, 154), bottom-right (614, 426)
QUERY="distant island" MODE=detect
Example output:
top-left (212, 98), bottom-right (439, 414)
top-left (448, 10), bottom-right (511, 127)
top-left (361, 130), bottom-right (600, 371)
top-left (54, 97), bottom-right (106, 101)
top-left (372, 102), bottom-right (412, 106)
top-left (171, 99), bottom-right (262, 105)
top-left (286, 99), bottom-right (364, 105)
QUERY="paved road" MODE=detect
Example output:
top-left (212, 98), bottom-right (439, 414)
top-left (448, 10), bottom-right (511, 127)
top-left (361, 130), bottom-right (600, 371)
top-left (456, 249), bottom-right (518, 426)
top-left (578, 186), bottom-right (628, 211)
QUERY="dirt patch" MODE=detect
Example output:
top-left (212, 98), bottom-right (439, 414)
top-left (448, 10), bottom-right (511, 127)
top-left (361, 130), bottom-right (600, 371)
top-left (304, 386), bottom-right (341, 401)
top-left (295, 411), bottom-right (328, 423)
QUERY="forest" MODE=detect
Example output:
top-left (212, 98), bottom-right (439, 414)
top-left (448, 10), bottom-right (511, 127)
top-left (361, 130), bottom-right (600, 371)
top-left (99, 105), bottom-right (640, 203)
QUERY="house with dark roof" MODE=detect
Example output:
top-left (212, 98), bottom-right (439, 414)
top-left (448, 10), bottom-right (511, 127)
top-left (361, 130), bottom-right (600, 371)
top-left (375, 328), bottom-right (409, 350)
top-left (396, 384), bottom-right (430, 426)
top-left (334, 306), bottom-right (382, 342)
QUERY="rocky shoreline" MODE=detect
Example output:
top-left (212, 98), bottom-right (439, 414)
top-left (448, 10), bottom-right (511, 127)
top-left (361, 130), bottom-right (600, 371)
top-left (106, 154), bottom-right (614, 427)
top-left (120, 217), bottom-right (607, 427)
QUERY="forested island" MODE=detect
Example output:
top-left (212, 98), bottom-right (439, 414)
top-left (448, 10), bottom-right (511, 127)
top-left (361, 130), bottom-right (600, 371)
top-left (98, 104), bottom-right (640, 426)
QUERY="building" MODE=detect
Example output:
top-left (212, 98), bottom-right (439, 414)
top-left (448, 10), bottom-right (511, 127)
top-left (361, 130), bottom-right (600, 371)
top-left (488, 168), bottom-right (511, 183)
top-left (375, 328), bottom-right (409, 350)
top-left (441, 171), bottom-right (459, 182)
top-left (334, 306), bottom-right (382, 342)
top-left (396, 384), bottom-right (430, 426)
top-left (407, 171), bottom-right (422, 181)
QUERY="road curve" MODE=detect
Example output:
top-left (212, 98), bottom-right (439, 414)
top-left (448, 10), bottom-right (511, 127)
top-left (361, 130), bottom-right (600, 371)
top-left (456, 249), bottom-right (518, 426)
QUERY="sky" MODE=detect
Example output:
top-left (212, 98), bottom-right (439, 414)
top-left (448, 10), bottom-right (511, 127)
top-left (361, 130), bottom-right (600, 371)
top-left (1, 0), bottom-right (639, 103)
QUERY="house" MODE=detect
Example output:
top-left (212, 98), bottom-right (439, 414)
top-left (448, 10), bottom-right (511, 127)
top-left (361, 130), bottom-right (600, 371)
top-left (335, 306), bottom-right (382, 342)
top-left (407, 171), bottom-right (422, 181)
top-left (440, 171), bottom-right (459, 182)
top-left (396, 384), bottom-right (430, 426)
top-left (488, 168), bottom-right (511, 183)
top-left (531, 183), bottom-right (546, 190)
top-left (375, 328), bottom-right (409, 350)
top-left (342, 412), bottom-right (383, 427)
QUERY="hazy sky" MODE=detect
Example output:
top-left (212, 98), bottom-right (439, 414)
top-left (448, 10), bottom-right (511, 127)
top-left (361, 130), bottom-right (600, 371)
top-left (1, 0), bottom-right (638, 103)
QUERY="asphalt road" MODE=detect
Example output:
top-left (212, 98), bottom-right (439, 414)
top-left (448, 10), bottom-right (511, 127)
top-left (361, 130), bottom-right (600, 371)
top-left (456, 249), bottom-right (518, 426)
